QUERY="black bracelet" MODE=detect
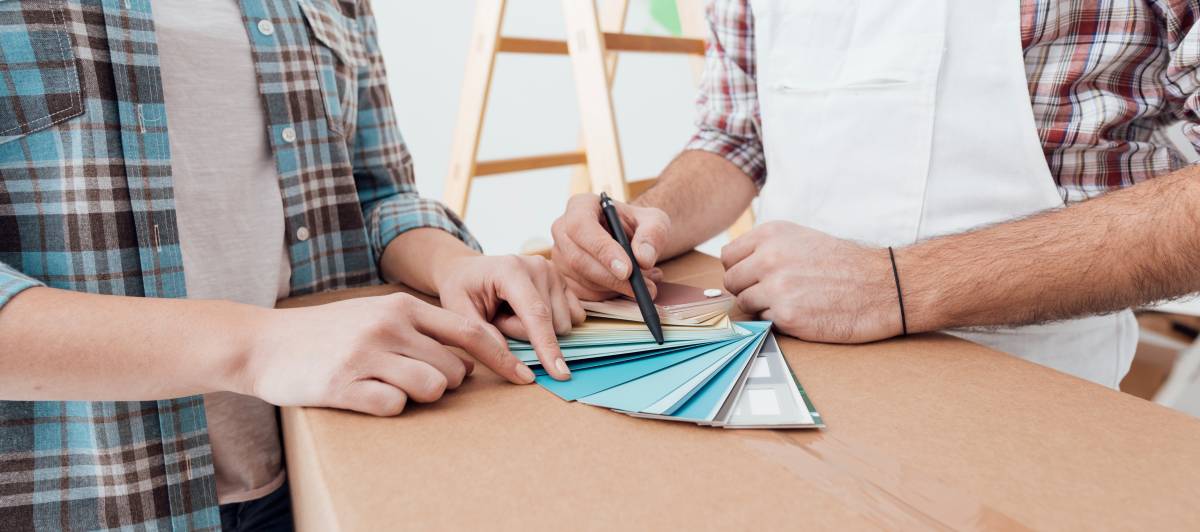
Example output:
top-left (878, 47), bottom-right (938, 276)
top-left (888, 246), bottom-right (908, 336)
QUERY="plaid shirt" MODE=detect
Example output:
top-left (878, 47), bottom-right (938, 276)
top-left (0, 0), bottom-right (476, 529)
top-left (688, 0), bottom-right (1200, 202)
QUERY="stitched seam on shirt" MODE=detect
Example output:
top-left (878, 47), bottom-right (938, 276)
top-left (0, 2), bottom-right (83, 136)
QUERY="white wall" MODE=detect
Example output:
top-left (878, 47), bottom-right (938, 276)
top-left (371, 1), bottom-right (720, 255)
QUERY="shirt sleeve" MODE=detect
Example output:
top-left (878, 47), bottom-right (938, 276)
top-left (350, 0), bottom-right (482, 261)
top-left (1163, 8), bottom-right (1200, 155)
top-left (683, 0), bottom-right (767, 187)
top-left (0, 261), bottom-right (43, 312)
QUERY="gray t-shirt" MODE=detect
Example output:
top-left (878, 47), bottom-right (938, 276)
top-left (156, 0), bottom-right (291, 504)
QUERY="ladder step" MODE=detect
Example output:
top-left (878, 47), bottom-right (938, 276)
top-left (475, 152), bottom-right (587, 176)
top-left (497, 34), bottom-right (705, 56)
top-left (603, 34), bottom-right (705, 55)
top-left (497, 37), bottom-right (568, 55)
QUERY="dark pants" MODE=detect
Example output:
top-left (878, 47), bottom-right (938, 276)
top-left (220, 480), bottom-right (294, 532)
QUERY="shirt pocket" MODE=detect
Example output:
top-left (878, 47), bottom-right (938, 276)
top-left (298, 0), bottom-right (368, 138)
top-left (0, 0), bottom-right (84, 146)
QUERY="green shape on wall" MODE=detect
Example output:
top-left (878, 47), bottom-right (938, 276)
top-left (648, 0), bottom-right (682, 36)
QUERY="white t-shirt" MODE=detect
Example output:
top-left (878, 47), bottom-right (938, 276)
top-left (155, 0), bottom-right (291, 505)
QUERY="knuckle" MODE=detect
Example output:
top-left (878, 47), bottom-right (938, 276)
top-left (446, 360), bottom-right (468, 388)
top-left (360, 318), bottom-right (392, 341)
top-left (373, 392), bottom-right (407, 417)
top-left (565, 251), bottom-right (590, 275)
top-left (503, 254), bottom-right (525, 269)
top-left (527, 254), bottom-right (552, 270)
top-left (777, 307), bottom-right (799, 326)
top-left (456, 318), bottom-right (488, 343)
top-left (388, 292), bottom-right (418, 312)
top-left (420, 372), bottom-right (448, 401)
top-left (374, 391), bottom-right (408, 415)
top-left (525, 301), bottom-right (553, 321)
top-left (324, 367), bottom-right (356, 401)
top-left (554, 318), bottom-right (571, 336)
top-left (758, 250), bottom-right (778, 270)
top-left (604, 274), bottom-right (629, 292)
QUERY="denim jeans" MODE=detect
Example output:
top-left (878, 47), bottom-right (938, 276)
top-left (219, 480), bottom-right (294, 532)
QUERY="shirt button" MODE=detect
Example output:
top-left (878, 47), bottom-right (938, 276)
top-left (281, 127), bottom-right (297, 143)
top-left (295, 226), bottom-right (310, 242)
top-left (257, 19), bottom-right (275, 36)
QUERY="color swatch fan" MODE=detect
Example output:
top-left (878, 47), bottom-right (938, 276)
top-left (581, 282), bottom-right (735, 325)
top-left (510, 284), bottom-right (823, 429)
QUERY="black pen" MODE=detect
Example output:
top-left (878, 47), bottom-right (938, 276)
top-left (599, 192), bottom-right (664, 344)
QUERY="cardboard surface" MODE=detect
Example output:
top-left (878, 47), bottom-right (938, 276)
top-left (279, 252), bottom-right (1200, 531)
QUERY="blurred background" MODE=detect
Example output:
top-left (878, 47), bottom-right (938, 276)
top-left (371, 0), bottom-right (723, 256)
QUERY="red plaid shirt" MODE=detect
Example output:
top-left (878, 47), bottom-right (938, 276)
top-left (687, 0), bottom-right (1200, 202)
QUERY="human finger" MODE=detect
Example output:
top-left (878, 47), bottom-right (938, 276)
top-left (556, 195), bottom-right (633, 282)
top-left (545, 271), bottom-right (574, 335)
top-left (735, 282), bottom-right (772, 315)
top-left (406, 298), bottom-right (535, 385)
top-left (396, 334), bottom-right (469, 389)
top-left (720, 228), bottom-right (763, 270)
top-left (494, 273), bottom-right (570, 381)
top-left (367, 354), bottom-right (447, 403)
top-left (552, 233), bottom-right (636, 299)
top-left (624, 205), bottom-right (670, 270)
top-left (334, 380), bottom-right (408, 417)
top-left (564, 287), bottom-right (586, 325)
top-left (723, 254), bottom-right (762, 295)
top-left (646, 268), bottom-right (664, 283)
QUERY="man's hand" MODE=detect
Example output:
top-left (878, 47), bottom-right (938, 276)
top-left (247, 293), bottom-right (534, 417)
top-left (550, 193), bottom-right (670, 301)
top-left (721, 221), bottom-right (902, 343)
top-left (434, 254), bottom-right (585, 380)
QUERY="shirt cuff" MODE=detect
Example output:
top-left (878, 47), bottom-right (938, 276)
top-left (365, 194), bottom-right (483, 264)
top-left (0, 262), bottom-right (44, 312)
top-left (684, 129), bottom-right (768, 188)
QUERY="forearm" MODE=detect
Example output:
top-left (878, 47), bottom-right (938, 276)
top-left (898, 165), bottom-right (1200, 332)
top-left (379, 227), bottom-right (480, 296)
top-left (0, 288), bottom-right (259, 401)
top-left (635, 150), bottom-right (757, 260)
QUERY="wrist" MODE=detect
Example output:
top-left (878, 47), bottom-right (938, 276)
top-left (429, 252), bottom-right (482, 296)
top-left (890, 246), bottom-right (945, 334)
top-left (861, 247), bottom-right (904, 338)
top-left (216, 302), bottom-right (276, 397)
top-left (381, 228), bottom-right (481, 295)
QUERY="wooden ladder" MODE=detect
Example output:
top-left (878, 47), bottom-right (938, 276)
top-left (444, 0), bottom-right (754, 237)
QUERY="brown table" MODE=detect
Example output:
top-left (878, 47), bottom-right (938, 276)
top-left (279, 252), bottom-right (1200, 531)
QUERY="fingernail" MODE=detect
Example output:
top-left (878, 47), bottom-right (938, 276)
top-left (515, 363), bottom-right (535, 384)
top-left (639, 243), bottom-right (657, 263)
top-left (554, 358), bottom-right (571, 378)
top-left (610, 259), bottom-right (628, 278)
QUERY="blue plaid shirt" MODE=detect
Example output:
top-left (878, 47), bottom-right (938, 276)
top-left (0, 1), bottom-right (477, 529)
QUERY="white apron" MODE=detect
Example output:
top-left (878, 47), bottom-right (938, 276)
top-left (749, 0), bottom-right (1137, 388)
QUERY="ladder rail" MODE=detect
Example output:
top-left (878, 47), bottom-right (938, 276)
top-left (444, 0), bottom-right (507, 217)
top-left (443, 0), bottom-right (755, 241)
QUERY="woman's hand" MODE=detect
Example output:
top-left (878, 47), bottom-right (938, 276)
top-left (246, 292), bottom-right (536, 417)
top-left (434, 254), bottom-right (585, 380)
